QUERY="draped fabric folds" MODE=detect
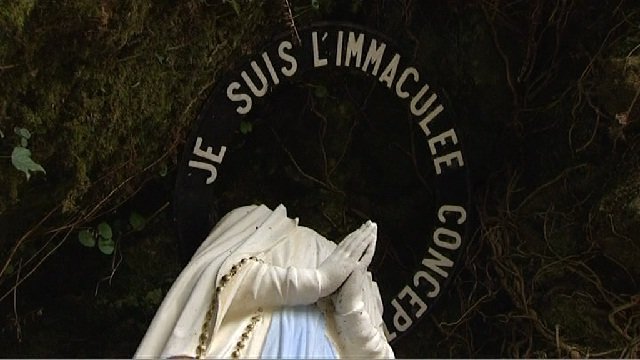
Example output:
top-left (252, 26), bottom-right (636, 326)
top-left (261, 305), bottom-right (337, 359)
top-left (134, 204), bottom-right (394, 359)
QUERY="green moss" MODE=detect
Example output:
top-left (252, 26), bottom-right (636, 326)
top-left (0, 0), bottom-right (281, 216)
top-left (546, 295), bottom-right (622, 351)
top-left (0, 0), bottom-right (36, 32)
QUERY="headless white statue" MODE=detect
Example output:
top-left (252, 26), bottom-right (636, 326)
top-left (134, 204), bottom-right (394, 359)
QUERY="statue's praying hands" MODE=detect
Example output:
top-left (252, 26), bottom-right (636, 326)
top-left (318, 221), bottom-right (377, 297)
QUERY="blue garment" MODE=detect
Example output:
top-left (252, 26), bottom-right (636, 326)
top-left (261, 305), bottom-right (337, 359)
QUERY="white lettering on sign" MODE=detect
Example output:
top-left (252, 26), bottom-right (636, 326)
top-left (411, 84), bottom-right (437, 117)
top-left (417, 104), bottom-right (444, 137)
top-left (241, 61), bottom-right (268, 98)
top-left (382, 322), bottom-right (397, 342)
top-left (438, 205), bottom-right (467, 224)
top-left (433, 151), bottom-right (464, 175)
top-left (227, 40), bottom-right (300, 115)
top-left (399, 285), bottom-right (428, 318)
top-left (225, 30), bottom-right (464, 179)
top-left (386, 204), bottom-right (467, 339)
top-left (362, 38), bottom-right (386, 76)
top-left (226, 81), bottom-right (251, 115)
top-left (433, 227), bottom-right (462, 250)
top-left (324, 31), bottom-right (464, 177)
top-left (278, 41), bottom-right (297, 77)
top-left (312, 31), bottom-right (328, 67)
top-left (428, 128), bottom-right (465, 175)
top-left (335, 31), bottom-right (343, 66)
top-left (188, 137), bottom-right (227, 184)
top-left (345, 32), bottom-right (364, 68)
top-left (379, 53), bottom-right (400, 88)
top-left (211, 29), bottom-right (472, 339)
top-left (262, 52), bottom-right (280, 85)
top-left (390, 298), bottom-right (412, 333)
top-left (396, 67), bottom-right (419, 99)
top-left (413, 247), bottom-right (454, 299)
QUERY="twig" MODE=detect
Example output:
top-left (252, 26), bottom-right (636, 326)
top-left (482, 2), bottom-right (519, 109)
top-left (440, 292), bottom-right (494, 330)
top-left (95, 248), bottom-right (123, 296)
top-left (1, 48), bottom-right (213, 299)
top-left (625, 42), bottom-right (640, 60)
top-left (269, 126), bottom-right (336, 192)
top-left (281, 0), bottom-right (301, 45)
top-left (119, 201), bottom-right (170, 239)
top-left (0, 227), bottom-right (74, 303)
top-left (0, 205), bottom-right (61, 280)
top-left (309, 98), bottom-right (338, 189)
top-left (624, 80), bottom-right (640, 118)
top-left (515, 164), bottom-right (587, 213)
top-left (13, 258), bottom-right (22, 343)
top-left (574, 113), bottom-right (601, 153)
top-left (555, 324), bottom-right (561, 358)
top-left (608, 298), bottom-right (638, 341)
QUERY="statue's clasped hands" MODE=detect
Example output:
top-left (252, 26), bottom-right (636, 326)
top-left (317, 220), bottom-right (377, 302)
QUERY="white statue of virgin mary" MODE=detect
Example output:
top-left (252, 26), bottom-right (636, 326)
top-left (134, 204), bottom-right (394, 359)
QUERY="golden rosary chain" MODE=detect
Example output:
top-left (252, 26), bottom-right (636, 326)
top-left (195, 256), bottom-right (264, 359)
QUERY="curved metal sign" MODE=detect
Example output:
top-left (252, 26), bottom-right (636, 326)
top-left (175, 22), bottom-right (471, 343)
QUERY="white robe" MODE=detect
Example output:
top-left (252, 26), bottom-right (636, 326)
top-left (134, 204), bottom-right (394, 359)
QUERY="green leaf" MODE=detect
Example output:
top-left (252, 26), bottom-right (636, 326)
top-left (159, 164), bottom-right (168, 177)
top-left (129, 212), bottom-right (146, 231)
top-left (11, 146), bottom-right (46, 180)
top-left (154, 53), bottom-right (165, 64)
top-left (98, 237), bottom-right (115, 255)
top-left (14, 127), bottom-right (31, 139)
top-left (97, 222), bottom-right (113, 239)
top-left (227, 0), bottom-right (240, 15)
top-left (78, 229), bottom-right (96, 247)
top-left (240, 121), bottom-right (253, 135)
top-left (311, 0), bottom-right (320, 10)
top-left (20, 137), bottom-right (28, 147)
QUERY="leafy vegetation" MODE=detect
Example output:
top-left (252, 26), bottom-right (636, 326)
top-left (9, 127), bottom-right (45, 180)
